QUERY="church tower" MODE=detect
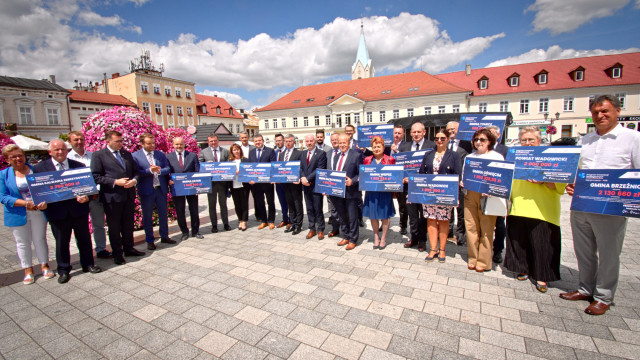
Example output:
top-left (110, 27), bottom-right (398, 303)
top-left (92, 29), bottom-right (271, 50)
top-left (351, 21), bottom-right (374, 80)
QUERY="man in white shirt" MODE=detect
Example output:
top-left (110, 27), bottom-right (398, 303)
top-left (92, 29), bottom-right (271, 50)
top-left (561, 95), bottom-right (640, 316)
top-left (389, 124), bottom-right (408, 235)
top-left (445, 121), bottom-right (468, 246)
top-left (68, 131), bottom-right (110, 259)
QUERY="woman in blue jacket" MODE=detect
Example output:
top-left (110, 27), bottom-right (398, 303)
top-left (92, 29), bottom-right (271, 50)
top-left (0, 144), bottom-right (52, 284)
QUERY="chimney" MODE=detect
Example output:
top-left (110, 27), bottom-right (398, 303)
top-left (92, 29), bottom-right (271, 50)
top-left (49, 75), bottom-right (56, 84)
top-left (112, 73), bottom-right (120, 79)
top-left (214, 94), bottom-right (217, 97)
top-left (465, 64), bottom-right (471, 76)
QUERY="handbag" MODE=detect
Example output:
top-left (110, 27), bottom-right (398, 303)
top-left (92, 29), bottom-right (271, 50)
top-left (480, 195), bottom-right (508, 217)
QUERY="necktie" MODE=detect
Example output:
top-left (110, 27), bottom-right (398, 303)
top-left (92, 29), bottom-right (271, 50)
top-left (257, 149), bottom-right (261, 161)
top-left (277, 148), bottom-right (281, 160)
top-left (57, 162), bottom-right (65, 170)
top-left (213, 148), bottom-right (218, 162)
top-left (147, 152), bottom-right (160, 187)
top-left (449, 140), bottom-right (454, 150)
top-left (307, 151), bottom-right (311, 166)
top-left (178, 152), bottom-right (183, 170)
top-left (284, 150), bottom-right (290, 162)
top-left (415, 143), bottom-right (419, 151)
top-left (114, 151), bottom-right (124, 168)
top-left (337, 153), bottom-right (345, 171)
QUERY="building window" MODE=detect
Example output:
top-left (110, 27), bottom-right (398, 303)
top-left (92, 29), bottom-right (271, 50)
top-left (177, 106), bottom-right (183, 116)
top-left (164, 87), bottom-right (171, 96)
top-left (229, 109), bottom-right (234, 116)
top-left (379, 111), bottom-right (385, 122)
top-left (303, 117), bottom-right (309, 127)
top-left (393, 109), bottom-right (400, 119)
top-left (561, 125), bottom-right (573, 137)
top-left (563, 96), bottom-right (574, 112)
top-left (153, 84), bottom-right (160, 94)
top-left (366, 112), bottom-right (373, 123)
top-left (539, 98), bottom-right (549, 113)
top-left (615, 93), bottom-right (626, 108)
top-left (354, 113), bottom-right (360, 124)
top-left (510, 76), bottom-right (519, 87)
top-left (575, 70), bottom-right (584, 81)
top-left (167, 116), bottom-right (175, 126)
top-left (407, 108), bottom-right (414, 117)
top-left (519, 99), bottom-right (529, 114)
top-left (314, 116), bottom-right (320, 126)
top-left (424, 106), bottom-right (431, 115)
top-left (154, 103), bottom-right (162, 114)
top-left (438, 106), bottom-right (445, 114)
top-left (156, 114), bottom-right (163, 126)
top-left (272, 119), bottom-right (278, 129)
top-left (142, 102), bottom-right (150, 113)
top-left (478, 103), bottom-right (487, 112)
top-left (141, 83), bottom-right (149, 93)
top-left (178, 117), bottom-right (185, 126)
top-left (281, 118), bottom-right (287, 128)
top-left (499, 101), bottom-right (509, 112)
top-left (216, 107), bottom-right (221, 115)
top-left (612, 67), bottom-right (621, 78)
top-left (263, 119), bottom-right (269, 129)
top-left (236, 124), bottom-right (240, 133)
top-left (166, 105), bottom-right (173, 115)
top-left (293, 117), bottom-right (298, 127)
top-left (175, 88), bottom-right (181, 97)
top-left (325, 115), bottom-right (331, 126)
top-left (479, 79), bottom-right (488, 89)
top-left (186, 107), bottom-right (193, 116)
top-left (452, 105), bottom-right (460, 113)
top-left (537, 73), bottom-right (547, 84)
top-left (345, 113), bottom-right (351, 125)
top-left (185, 89), bottom-right (192, 99)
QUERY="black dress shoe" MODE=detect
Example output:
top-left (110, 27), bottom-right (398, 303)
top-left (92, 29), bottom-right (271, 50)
top-left (161, 238), bottom-right (176, 244)
top-left (284, 226), bottom-right (294, 233)
top-left (58, 273), bottom-right (70, 284)
top-left (96, 250), bottom-right (113, 259)
top-left (114, 256), bottom-right (126, 265)
top-left (211, 227), bottom-right (219, 233)
top-left (193, 233), bottom-right (204, 239)
top-left (359, 220), bottom-right (365, 227)
top-left (147, 243), bottom-right (156, 250)
top-left (82, 265), bottom-right (102, 274)
top-left (456, 236), bottom-right (467, 246)
top-left (224, 224), bottom-right (232, 231)
top-left (125, 249), bottom-right (145, 256)
top-left (400, 227), bottom-right (407, 235)
top-left (493, 252), bottom-right (503, 264)
top-left (181, 233), bottom-right (189, 241)
top-left (292, 227), bottom-right (302, 235)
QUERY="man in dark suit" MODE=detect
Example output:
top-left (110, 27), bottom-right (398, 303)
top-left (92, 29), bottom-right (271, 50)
top-left (300, 134), bottom-right (328, 239)
top-left (325, 133), bottom-right (341, 237)
top-left (35, 140), bottom-right (101, 283)
top-left (272, 133), bottom-right (290, 229)
top-left (248, 134), bottom-right (277, 229)
top-left (446, 121), bottom-right (469, 246)
top-left (133, 133), bottom-right (175, 251)
top-left (167, 137), bottom-right (203, 241)
top-left (198, 134), bottom-right (231, 232)
top-left (91, 130), bottom-right (145, 265)
top-left (389, 124), bottom-right (408, 235)
top-left (344, 124), bottom-right (367, 227)
top-left (487, 125), bottom-right (508, 263)
top-left (399, 122), bottom-right (436, 252)
top-left (279, 134), bottom-right (304, 235)
top-left (331, 134), bottom-right (361, 250)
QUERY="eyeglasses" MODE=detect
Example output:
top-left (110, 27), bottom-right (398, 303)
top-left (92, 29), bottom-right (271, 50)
top-left (473, 138), bottom-right (488, 143)
top-left (434, 137), bottom-right (447, 141)
top-left (520, 138), bottom-right (538, 144)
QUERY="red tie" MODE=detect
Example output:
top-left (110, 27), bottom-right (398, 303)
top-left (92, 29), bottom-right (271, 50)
top-left (213, 148), bottom-right (218, 162)
top-left (178, 152), bottom-right (183, 169)
top-left (307, 151), bottom-right (311, 165)
top-left (337, 153), bottom-right (345, 171)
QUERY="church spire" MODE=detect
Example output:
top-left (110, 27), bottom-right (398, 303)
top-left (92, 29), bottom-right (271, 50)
top-left (352, 19), bottom-right (374, 80)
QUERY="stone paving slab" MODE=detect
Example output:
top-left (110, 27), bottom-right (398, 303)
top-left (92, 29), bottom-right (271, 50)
top-left (0, 195), bottom-right (639, 359)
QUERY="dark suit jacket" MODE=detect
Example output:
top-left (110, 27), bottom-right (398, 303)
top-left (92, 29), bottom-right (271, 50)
top-left (198, 146), bottom-right (229, 163)
top-left (278, 148), bottom-right (302, 162)
top-left (418, 149), bottom-right (462, 179)
top-left (248, 146), bottom-right (277, 163)
top-left (167, 151), bottom-right (200, 174)
top-left (398, 139), bottom-right (435, 152)
top-left (91, 147), bottom-right (138, 203)
top-left (458, 140), bottom-right (473, 154)
top-left (333, 149), bottom-right (361, 199)
top-left (34, 158), bottom-right (90, 221)
top-left (299, 148), bottom-right (327, 183)
top-left (132, 149), bottom-right (171, 196)
top-left (494, 144), bottom-right (509, 158)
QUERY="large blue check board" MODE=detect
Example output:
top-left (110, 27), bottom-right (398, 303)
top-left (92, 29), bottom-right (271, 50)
top-left (570, 169), bottom-right (640, 218)
top-left (26, 167), bottom-right (98, 204)
top-left (357, 124), bottom-right (394, 147)
top-left (394, 149), bottom-right (432, 177)
top-left (171, 173), bottom-right (212, 196)
top-left (408, 174), bottom-right (459, 206)
top-left (271, 162), bottom-right (300, 183)
top-left (314, 169), bottom-right (346, 197)
top-left (358, 164), bottom-right (404, 192)
top-left (457, 114), bottom-right (507, 141)
top-left (506, 146), bottom-right (581, 183)
top-left (238, 163), bottom-right (272, 183)
top-left (199, 162), bottom-right (236, 181)
top-left (462, 157), bottom-right (515, 199)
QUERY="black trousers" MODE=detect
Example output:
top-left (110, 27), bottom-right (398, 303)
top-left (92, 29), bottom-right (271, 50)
top-left (303, 184), bottom-right (324, 231)
top-left (450, 188), bottom-right (466, 239)
top-left (174, 194), bottom-right (200, 235)
top-left (332, 196), bottom-right (359, 243)
top-left (231, 187), bottom-right (248, 222)
top-left (252, 183), bottom-right (275, 223)
top-left (275, 183), bottom-right (290, 223)
top-left (395, 191), bottom-right (408, 229)
top-left (50, 215), bottom-right (94, 274)
top-left (284, 183), bottom-right (304, 228)
top-left (494, 216), bottom-right (506, 254)
top-left (208, 182), bottom-right (229, 226)
top-left (407, 201), bottom-right (427, 243)
top-left (103, 199), bottom-right (135, 257)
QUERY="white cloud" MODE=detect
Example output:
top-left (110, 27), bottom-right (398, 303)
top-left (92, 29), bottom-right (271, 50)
top-left (486, 45), bottom-right (640, 67)
top-left (526, 0), bottom-right (630, 35)
top-left (198, 90), bottom-right (252, 110)
top-left (76, 10), bottom-right (142, 34)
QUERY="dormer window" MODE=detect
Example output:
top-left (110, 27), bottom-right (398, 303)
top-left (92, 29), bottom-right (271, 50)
top-left (478, 76), bottom-right (488, 90)
top-left (509, 73), bottom-right (519, 87)
top-left (535, 70), bottom-right (548, 85)
top-left (575, 70), bottom-right (584, 81)
top-left (229, 109), bottom-right (233, 115)
top-left (606, 63), bottom-right (623, 79)
top-left (200, 105), bottom-right (206, 113)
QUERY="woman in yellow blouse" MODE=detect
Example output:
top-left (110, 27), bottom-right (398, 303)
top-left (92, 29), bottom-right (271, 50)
top-left (504, 126), bottom-right (567, 293)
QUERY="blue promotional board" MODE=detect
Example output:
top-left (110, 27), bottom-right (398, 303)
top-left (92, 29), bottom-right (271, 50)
top-left (393, 149), bottom-right (432, 177)
top-left (506, 146), bottom-right (581, 183)
top-left (457, 114), bottom-right (507, 141)
top-left (199, 162), bottom-right (236, 182)
top-left (238, 163), bottom-right (272, 183)
top-left (357, 124), bottom-right (394, 147)
top-left (407, 174), bottom-right (459, 206)
top-left (570, 169), bottom-right (640, 218)
top-left (314, 169), bottom-right (346, 197)
top-left (358, 164), bottom-right (404, 192)
top-left (271, 161), bottom-right (301, 183)
top-left (26, 167), bottom-right (98, 204)
top-left (171, 173), bottom-right (213, 196)
top-left (462, 157), bottom-right (515, 199)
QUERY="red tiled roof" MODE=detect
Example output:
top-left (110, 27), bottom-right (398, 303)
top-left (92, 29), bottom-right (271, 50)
top-left (68, 90), bottom-right (137, 106)
top-left (255, 71), bottom-right (469, 112)
top-left (436, 52), bottom-right (640, 96)
top-left (195, 94), bottom-right (244, 119)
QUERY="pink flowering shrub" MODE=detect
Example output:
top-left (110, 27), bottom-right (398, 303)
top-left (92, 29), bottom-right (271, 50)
top-left (83, 106), bottom-right (176, 230)
top-left (0, 134), bottom-right (16, 170)
top-left (165, 127), bottom-right (200, 155)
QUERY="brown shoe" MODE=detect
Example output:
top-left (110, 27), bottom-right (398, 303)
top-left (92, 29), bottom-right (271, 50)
top-left (317, 231), bottom-right (324, 240)
top-left (559, 291), bottom-right (592, 302)
top-left (584, 301), bottom-right (609, 316)
top-left (404, 240), bottom-right (415, 248)
top-left (328, 231), bottom-right (339, 237)
top-left (268, 223), bottom-right (275, 229)
top-left (417, 242), bottom-right (427, 252)
top-left (345, 242), bottom-right (357, 250)
top-left (306, 230), bottom-right (316, 239)
top-left (257, 223), bottom-right (268, 230)
top-left (286, 224), bottom-right (291, 230)
top-left (276, 221), bottom-right (288, 228)
top-left (337, 239), bottom-right (349, 246)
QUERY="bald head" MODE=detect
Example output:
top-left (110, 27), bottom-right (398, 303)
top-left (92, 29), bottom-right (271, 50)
top-left (48, 139), bottom-right (68, 163)
top-left (304, 134), bottom-right (316, 150)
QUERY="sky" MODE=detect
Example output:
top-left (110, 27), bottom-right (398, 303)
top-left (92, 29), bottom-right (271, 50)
top-left (1, 0), bottom-right (639, 110)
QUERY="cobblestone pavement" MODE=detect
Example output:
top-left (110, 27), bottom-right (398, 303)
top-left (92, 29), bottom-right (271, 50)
top-left (0, 195), bottom-right (638, 360)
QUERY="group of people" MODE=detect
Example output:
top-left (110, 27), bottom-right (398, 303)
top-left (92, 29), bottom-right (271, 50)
top-left (0, 95), bottom-right (636, 316)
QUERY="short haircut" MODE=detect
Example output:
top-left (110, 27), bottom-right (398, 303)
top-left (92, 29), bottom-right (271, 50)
top-left (106, 130), bottom-right (122, 140)
top-left (393, 124), bottom-right (404, 130)
top-left (274, 133), bottom-right (284, 139)
top-left (139, 133), bottom-right (154, 143)
top-left (446, 121), bottom-right (458, 127)
top-left (253, 133), bottom-right (264, 140)
top-left (485, 125), bottom-right (500, 135)
top-left (590, 94), bottom-right (621, 110)
top-left (370, 136), bottom-right (385, 148)
top-left (2, 144), bottom-right (23, 158)
top-left (472, 128), bottom-right (496, 151)
top-left (410, 122), bottom-right (425, 131)
top-left (207, 133), bottom-right (219, 140)
top-left (229, 143), bottom-right (245, 160)
top-left (285, 134), bottom-right (295, 140)
top-left (48, 139), bottom-right (66, 150)
top-left (316, 128), bottom-right (325, 135)
top-left (68, 130), bottom-right (84, 138)
top-left (518, 126), bottom-right (542, 140)
top-left (345, 124), bottom-right (355, 131)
